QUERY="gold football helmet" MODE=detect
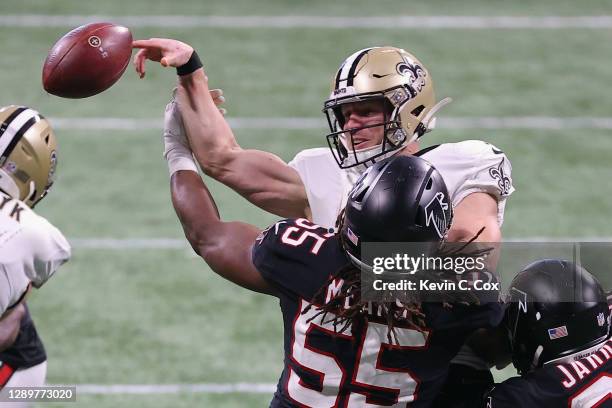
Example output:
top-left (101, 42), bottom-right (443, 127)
top-left (323, 46), bottom-right (451, 168)
top-left (0, 106), bottom-right (58, 208)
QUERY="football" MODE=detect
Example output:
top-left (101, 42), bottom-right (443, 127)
top-left (42, 22), bottom-right (133, 98)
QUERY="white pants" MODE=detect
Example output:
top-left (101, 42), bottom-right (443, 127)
top-left (0, 361), bottom-right (47, 408)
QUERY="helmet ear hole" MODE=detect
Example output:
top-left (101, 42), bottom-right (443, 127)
top-left (353, 186), bottom-right (369, 203)
top-left (425, 178), bottom-right (433, 190)
top-left (44, 134), bottom-right (50, 145)
top-left (383, 99), bottom-right (395, 118)
top-left (411, 105), bottom-right (425, 116)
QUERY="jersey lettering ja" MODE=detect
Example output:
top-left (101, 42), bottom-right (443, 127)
top-left (486, 339), bottom-right (612, 408)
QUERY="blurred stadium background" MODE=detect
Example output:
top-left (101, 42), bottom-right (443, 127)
top-left (1, 1), bottom-right (611, 406)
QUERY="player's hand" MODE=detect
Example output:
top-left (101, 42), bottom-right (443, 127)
top-left (163, 89), bottom-right (196, 176)
top-left (164, 87), bottom-right (226, 158)
top-left (164, 89), bottom-right (190, 153)
top-left (210, 88), bottom-right (227, 116)
top-left (132, 38), bottom-right (194, 78)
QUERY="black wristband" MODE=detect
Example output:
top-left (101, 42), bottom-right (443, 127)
top-left (176, 51), bottom-right (203, 76)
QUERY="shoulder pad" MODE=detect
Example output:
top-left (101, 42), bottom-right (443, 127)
top-left (19, 216), bottom-right (70, 288)
top-left (420, 140), bottom-right (515, 223)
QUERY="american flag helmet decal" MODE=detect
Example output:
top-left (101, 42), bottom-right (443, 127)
top-left (548, 325), bottom-right (568, 340)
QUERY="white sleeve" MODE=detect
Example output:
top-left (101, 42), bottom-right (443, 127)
top-left (24, 217), bottom-right (71, 288)
top-left (288, 150), bottom-right (312, 208)
top-left (452, 141), bottom-right (515, 206)
top-left (427, 140), bottom-right (515, 226)
top-left (287, 151), bottom-right (302, 172)
top-left (288, 149), bottom-right (346, 228)
top-left (288, 150), bottom-right (320, 221)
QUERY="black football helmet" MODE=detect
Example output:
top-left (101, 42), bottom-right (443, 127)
top-left (340, 155), bottom-right (452, 268)
top-left (505, 259), bottom-right (610, 375)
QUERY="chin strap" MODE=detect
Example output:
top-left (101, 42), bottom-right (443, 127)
top-left (408, 97), bottom-right (453, 144)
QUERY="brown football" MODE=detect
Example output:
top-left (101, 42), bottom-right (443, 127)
top-left (42, 22), bottom-right (133, 98)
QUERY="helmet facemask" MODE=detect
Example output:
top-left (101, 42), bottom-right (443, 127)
top-left (324, 90), bottom-right (417, 169)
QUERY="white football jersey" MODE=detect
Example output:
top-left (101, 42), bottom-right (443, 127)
top-left (289, 140), bottom-right (514, 228)
top-left (0, 191), bottom-right (70, 316)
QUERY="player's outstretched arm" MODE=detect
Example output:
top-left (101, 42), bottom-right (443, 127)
top-left (170, 170), bottom-right (275, 296)
top-left (133, 38), bottom-right (311, 219)
top-left (177, 70), bottom-right (310, 219)
top-left (0, 302), bottom-right (25, 351)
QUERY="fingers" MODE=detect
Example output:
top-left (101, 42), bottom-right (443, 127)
top-left (133, 49), bottom-right (148, 78)
top-left (210, 88), bottom-right (226, 115)
top-left (209, 88), bottom-right (224, 99)
top-left (210, 88), bottom-right (225, 106)
top-left (132, 38), bottom-right (195, 72)
top-left (132, 39), bottom-right (158, 49)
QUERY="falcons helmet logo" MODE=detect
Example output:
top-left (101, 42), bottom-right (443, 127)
top-left (424, 192), bottom-right (450, 239)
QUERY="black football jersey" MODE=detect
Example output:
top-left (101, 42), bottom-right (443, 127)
top-left (252, 218), bottom-right (503, 407)
top-left (485, 339), bottom-right (612, 408)
top-left (0, 303), bottom-right (46, 371)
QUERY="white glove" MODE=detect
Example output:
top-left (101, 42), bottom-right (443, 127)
top-left (163, 89), bottom-right (198, 176)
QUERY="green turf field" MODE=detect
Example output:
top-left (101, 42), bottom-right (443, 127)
top-left (0, 1), bottom-right (610, 406)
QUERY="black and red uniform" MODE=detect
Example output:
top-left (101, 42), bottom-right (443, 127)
top-left (253, 218), bottom-right (503, 407)
top-left (485, 339), bottom-right (612, 407)
top-left (0, 304), bottom-right (46, 388)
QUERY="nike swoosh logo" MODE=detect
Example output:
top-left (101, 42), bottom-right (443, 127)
top-left (492, 147), bottom-right (504, 155)
top-left (372, 73), bottom-right (392, 78)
